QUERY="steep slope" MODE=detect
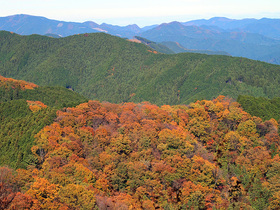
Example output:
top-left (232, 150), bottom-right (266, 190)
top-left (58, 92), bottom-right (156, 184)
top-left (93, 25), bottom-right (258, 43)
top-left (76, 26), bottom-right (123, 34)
top-left (0, 75), bottom-right (88, 168)
top-left (237, 95), bottom-right (280, 121)
top-left (0, 99), bottom-right (55, 169)
top-left (1, 31), bottom-right (280, 105)
top-left (0, 75), bottom-right (88, 107)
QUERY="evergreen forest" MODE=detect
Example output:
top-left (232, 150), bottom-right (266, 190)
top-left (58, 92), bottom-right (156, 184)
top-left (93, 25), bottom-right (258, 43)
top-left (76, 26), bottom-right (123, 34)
top-left (1, 31), bottom-right (280, 105)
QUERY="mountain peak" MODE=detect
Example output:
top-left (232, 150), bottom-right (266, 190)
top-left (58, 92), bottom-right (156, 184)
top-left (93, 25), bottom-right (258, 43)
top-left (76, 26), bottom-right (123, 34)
top-left (208, 17), bottom-right (232, 21)
top-left (157, 21), bottom-right (184, 28)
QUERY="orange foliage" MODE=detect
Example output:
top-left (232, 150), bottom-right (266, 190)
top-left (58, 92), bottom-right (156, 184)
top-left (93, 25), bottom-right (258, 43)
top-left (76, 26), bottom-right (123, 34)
top-left (7, 96), bottom-right (280, 209)
top-left (147, 49), bottom-right (158, 54)
top-left (0, 75), bottom-right (38, 90)
top-left (27, 100), bottom-right (48, 112)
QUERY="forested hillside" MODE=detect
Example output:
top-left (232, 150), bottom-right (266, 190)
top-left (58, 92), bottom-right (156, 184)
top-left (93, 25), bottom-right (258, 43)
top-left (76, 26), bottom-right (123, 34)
top-left (238, 95), bottom-right (280, 121)
top-left (0, 76), bottom-right (87, 168)
top-left (1, 96), bottom-right (280, 209)
top-left (1, 31), bottom-right (280, 105)
top-left (2, 15), bottom-right (280, 64)
top-left (0, 75), bottom-right (87, 107)
top-left (1, 12), bottom-right (280, 210)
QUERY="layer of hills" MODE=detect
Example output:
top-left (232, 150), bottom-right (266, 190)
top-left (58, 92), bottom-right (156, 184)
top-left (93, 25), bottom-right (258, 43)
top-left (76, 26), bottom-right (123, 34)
top-left (1, 14), bottom-right (280, 209)
top-left (2, 13), bottom-right (280, 209)
top-left (183, 17), bottom-right (280, 39)
top-left (133, 36), bottom-right (230, 56)
top-left (1, 14), bottom-right (280, 64)
top-left (0, 14), bottom-right (144, 38)
top-left (140, 21), bottom-right (280, 64)
top-left (1, 31), bottom-right (280, 106)
top-left (1, 74), bottom-right (280, 209)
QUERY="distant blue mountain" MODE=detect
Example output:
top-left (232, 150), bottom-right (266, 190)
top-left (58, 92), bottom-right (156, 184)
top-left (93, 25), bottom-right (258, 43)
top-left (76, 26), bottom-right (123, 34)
top-left (183, 17), bottom-right (280, 39)
top-left (0, 14), bottom-right (148, 38)
top-left (0, 14), bottom-right (101, 36)
top-left (140, 21), bottom-right (280, 46)
top-left (1, 14), bottom-right (280, 64)
top-left (139, 21), bottom-right (280, 64)
top-left (183, 17), bottom-right (257, 30)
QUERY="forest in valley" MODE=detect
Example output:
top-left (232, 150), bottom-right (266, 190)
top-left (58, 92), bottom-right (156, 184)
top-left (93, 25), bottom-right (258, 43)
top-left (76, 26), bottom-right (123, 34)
top-left (1, 31), bottom-right (280, 105)
top-left (1, 76), bottom-right (280, 209)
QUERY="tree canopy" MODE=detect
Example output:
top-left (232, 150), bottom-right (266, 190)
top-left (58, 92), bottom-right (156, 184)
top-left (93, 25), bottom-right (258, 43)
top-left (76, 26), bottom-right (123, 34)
top-left (1, 95), bottom-right (280, 209)
top-left (1, 31), bottom-right (280, 105)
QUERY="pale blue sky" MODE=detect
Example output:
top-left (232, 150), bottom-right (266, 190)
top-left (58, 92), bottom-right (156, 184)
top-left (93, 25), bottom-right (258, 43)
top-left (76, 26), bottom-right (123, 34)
top-left (1, 0), bottom-right (280, 27)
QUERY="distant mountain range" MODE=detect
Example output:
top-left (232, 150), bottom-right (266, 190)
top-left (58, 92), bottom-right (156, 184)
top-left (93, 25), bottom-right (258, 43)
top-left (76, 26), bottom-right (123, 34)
top-left (183, 17), bottom-right (280, 39)
top-left (139, 21), bottom-right (280, 64)
top-left (1, 31), bottom-right (280, 105)
top-left (0, 14), bottom-right (143, 38)
top-left (1, 14), bottom-right (280, 64)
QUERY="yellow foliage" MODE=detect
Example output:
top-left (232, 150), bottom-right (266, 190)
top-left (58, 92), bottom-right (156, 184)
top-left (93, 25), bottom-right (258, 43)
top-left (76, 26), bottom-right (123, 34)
top-left (27, 177), bottom-right (60, 209)
top-left (27, 100), bottom-right (47, 112)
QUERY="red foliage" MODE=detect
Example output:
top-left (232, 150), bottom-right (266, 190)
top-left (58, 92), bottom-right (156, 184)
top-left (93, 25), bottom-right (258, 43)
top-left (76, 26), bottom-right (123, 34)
top-left (6, 97), bottom-right (280, 209)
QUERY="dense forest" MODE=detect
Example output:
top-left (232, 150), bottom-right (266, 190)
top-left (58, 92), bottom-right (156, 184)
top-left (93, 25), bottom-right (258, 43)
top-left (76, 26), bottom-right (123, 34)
top-left (1, 31), bottom-right (280, 105)
top-left (1, 92), bottom-right (280, 209)
top-left (1, 31), bottom-right (280, 209)
top-left (0, 76), bottom-right (87, 169)
top-left (237, 95), bottom-right (280, 121)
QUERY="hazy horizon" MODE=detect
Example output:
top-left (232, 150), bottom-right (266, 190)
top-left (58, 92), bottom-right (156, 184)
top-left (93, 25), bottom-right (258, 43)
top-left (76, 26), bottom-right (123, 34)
top-left (2, 13), bottom-right (280, 28)
top-left (1, 0), bottom-right (280, 27)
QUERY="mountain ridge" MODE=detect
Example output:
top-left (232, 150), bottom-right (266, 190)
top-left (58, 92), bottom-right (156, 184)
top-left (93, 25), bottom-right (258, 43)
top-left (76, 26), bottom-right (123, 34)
top-left (183, 17), bottom-right (280, 39)
top-left (0, 14), bottom-right (149, 38)
top-left (139, 21), bottom-right (280, 64)
top-left (1, 14), bottom-right (280, 210)
top-left (2, 14), bottom-right (280, 64)
top-left (1, 31), bottom-right (280, 106)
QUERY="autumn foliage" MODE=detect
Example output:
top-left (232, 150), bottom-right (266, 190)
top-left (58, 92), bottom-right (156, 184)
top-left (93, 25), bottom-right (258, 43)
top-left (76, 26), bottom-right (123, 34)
top-left (27, 100), bottom-right (48, 112)
top-left (2, 96), bottom-right (280, 209)
top-left (0, 75), bottom-right (38, 90)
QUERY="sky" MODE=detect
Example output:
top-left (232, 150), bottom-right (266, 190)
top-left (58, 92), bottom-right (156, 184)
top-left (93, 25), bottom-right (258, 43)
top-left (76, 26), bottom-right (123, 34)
top-left (1, 0), bottom-right (280, 27)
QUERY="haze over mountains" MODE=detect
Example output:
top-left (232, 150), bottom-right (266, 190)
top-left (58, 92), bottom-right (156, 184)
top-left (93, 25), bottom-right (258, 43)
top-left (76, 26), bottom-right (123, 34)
top-left (1, 14), bottom-right (280, 64)
top-left (0, 14), bottom-right (143, 38)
